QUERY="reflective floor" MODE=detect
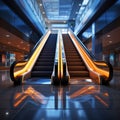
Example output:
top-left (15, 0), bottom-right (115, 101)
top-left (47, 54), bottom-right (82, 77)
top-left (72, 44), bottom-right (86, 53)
top-left (0, 70), bottom-right (120, 120)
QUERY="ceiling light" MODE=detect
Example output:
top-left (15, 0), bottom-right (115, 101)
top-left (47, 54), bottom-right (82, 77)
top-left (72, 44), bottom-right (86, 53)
top-left (6, 34), bottom-right (10, 38)
top-left (42, 12), bottom-right (45, 14)
top-left (82, 0), bottom-right (89, 5)
top-left (79, 4), bottom-right (81, 6)
top-left (109, 40), bottom-right (112, 43)
top-left (8, 42), bottom-right (11, 44)
top-left (40, 3), bottom-right (42, 6)
top-left (76, 12), bottom-right (78, 14)
top-left (107, 34), bottom-right (111, 38)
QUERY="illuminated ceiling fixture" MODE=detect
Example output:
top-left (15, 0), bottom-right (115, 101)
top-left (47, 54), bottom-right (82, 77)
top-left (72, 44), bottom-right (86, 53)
top-left (40, 3), bottom-right (42, 6)
top-left (6, 34), bottom-right (10, 38)
top-left (42, 12), bottom-right (45, 14)
top-left (107, 34), bottom-right (111, 38)
top-left (82, 0), bottom-right (89, 6)
top-left (8, 42), bottom-right (11, 44)
top-left (76, 12), bottom-right (78, 14)
top-left (109, 40), bottom-right (112, 43)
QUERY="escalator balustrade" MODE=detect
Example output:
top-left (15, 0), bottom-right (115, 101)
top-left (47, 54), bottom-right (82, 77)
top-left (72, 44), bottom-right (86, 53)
top-left (31, 34), bottom-right (57, 78)
top-left (63, 34), bottom-right (89, 78)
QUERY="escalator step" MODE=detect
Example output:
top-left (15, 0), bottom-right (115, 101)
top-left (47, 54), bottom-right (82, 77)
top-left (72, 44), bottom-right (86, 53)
top-left (31, 34), bottom-right (57, 78)
top-left (66, 55), bottom-right (79, 58)
top-left (35, 62), bottom-right (54, 66)
top-left (63, 34), bottom-right (90, 79)
top-left (69, 71), bottom-right (89, 77)
top-left (66, 59), bottom-right (83, 62)
top-left (38, 56), bottom-right (54, 59)
top-left (31, 71), bottom-right (52, 77)
top-left (67, 61), bottom-right (84, 66)
top-left (37, 59), bottom-right (54, 62)
top-left (32, 66), bottom-right (53, 71)
top-left (68, 66), bottom-right (87, 71)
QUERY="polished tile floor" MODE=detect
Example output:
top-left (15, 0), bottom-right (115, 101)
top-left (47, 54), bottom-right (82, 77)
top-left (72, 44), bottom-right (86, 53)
top-left (0, 70), bottom-right (120, 120)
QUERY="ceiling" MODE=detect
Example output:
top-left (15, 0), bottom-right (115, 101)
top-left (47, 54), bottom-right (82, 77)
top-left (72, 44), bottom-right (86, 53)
top-left (0, 27), bottom-right (31, 54)
top-left (37, 0), bottom-right (84, 29)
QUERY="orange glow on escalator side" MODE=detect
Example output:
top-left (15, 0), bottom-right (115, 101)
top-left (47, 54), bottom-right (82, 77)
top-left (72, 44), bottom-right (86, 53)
top-left (14, 95), bottom-right (27, 107)
top-left (94, 95), bottom-right (109, 107)
top-left (68, 31), bottom-right (109, 84)
top-left (15, 62), bottom-right (27, 67)
top-left (58, 32), bottom-right (63, 80)
top-left (14, 31), bottom-right (51, 81)
top-left (13, 86), bottom-right (47, 108)
top-left (70, 86), bottom-right (99, 98)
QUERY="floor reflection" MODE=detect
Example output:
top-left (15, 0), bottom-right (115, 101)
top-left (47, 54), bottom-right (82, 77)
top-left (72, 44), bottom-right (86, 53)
top-left (0, 71), bottom-right (11, 84)
top-left (70, 85), bottom-right (110, 108)
top-left (12, 84), bottom-right (111, 110)
top-left (13, 86), bottom-right (47, 108)
top-left (0, 70), bottom-right (120, 120)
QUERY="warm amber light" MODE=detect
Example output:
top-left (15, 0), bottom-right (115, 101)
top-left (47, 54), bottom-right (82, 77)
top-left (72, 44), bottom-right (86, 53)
top-left (58, 31), bottom-right (63, 79)
top-left (13, 86), bottom-right (47, 107)
top-left (15, 62), bottom-right (27, 67)
top-left (94, 95), bottom-right (109, 107)
top-left (68, 30), bottom-right (109, 84)
top-left (14, 31), bottom-right (51, 81)
top-left (70, 86), bottom-right (99, 98)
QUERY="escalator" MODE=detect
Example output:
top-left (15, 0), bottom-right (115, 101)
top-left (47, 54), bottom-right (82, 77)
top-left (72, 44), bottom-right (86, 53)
top-left (63, 34), bottom-right (89, 78)
top-left (31, 34), bottom-right (57, 78)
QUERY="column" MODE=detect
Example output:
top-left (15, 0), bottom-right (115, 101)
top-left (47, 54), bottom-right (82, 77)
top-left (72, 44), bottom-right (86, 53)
top-left (92, 23), bottom-right (102, 60)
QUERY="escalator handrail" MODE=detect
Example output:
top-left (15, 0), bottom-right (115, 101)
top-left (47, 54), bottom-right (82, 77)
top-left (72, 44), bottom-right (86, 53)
top-left (69, 30), bottom-right (113, 81)
top-left (51, 33), bottom-right (59, 80)
top-left (60, 33), bottom-right (69, 80)
top-left (25, 32), bottom-right (47, 60)
top-left (10, 31), bottom-right (50, 82)
top-left (10, 61), bottom-right (26, 81)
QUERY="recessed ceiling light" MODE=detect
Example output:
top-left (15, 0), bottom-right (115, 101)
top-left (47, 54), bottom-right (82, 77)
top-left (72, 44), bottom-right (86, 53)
top-left (79, 4), bottom-right (81, 6)
top-left (42, 12), bottom-right (45, 14)
top-left (8, 42), bottom-right (11, 44)
top-left (107, 34), bottom-right (111, 37)
top-left (109, 40), bottom-right (112, 43)
top-left (6, 34), bottom-right (10, 38)
top-left (76, 12), bottom-right (78, 14)
top-left (40, 3), bottom-right (42, 6)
